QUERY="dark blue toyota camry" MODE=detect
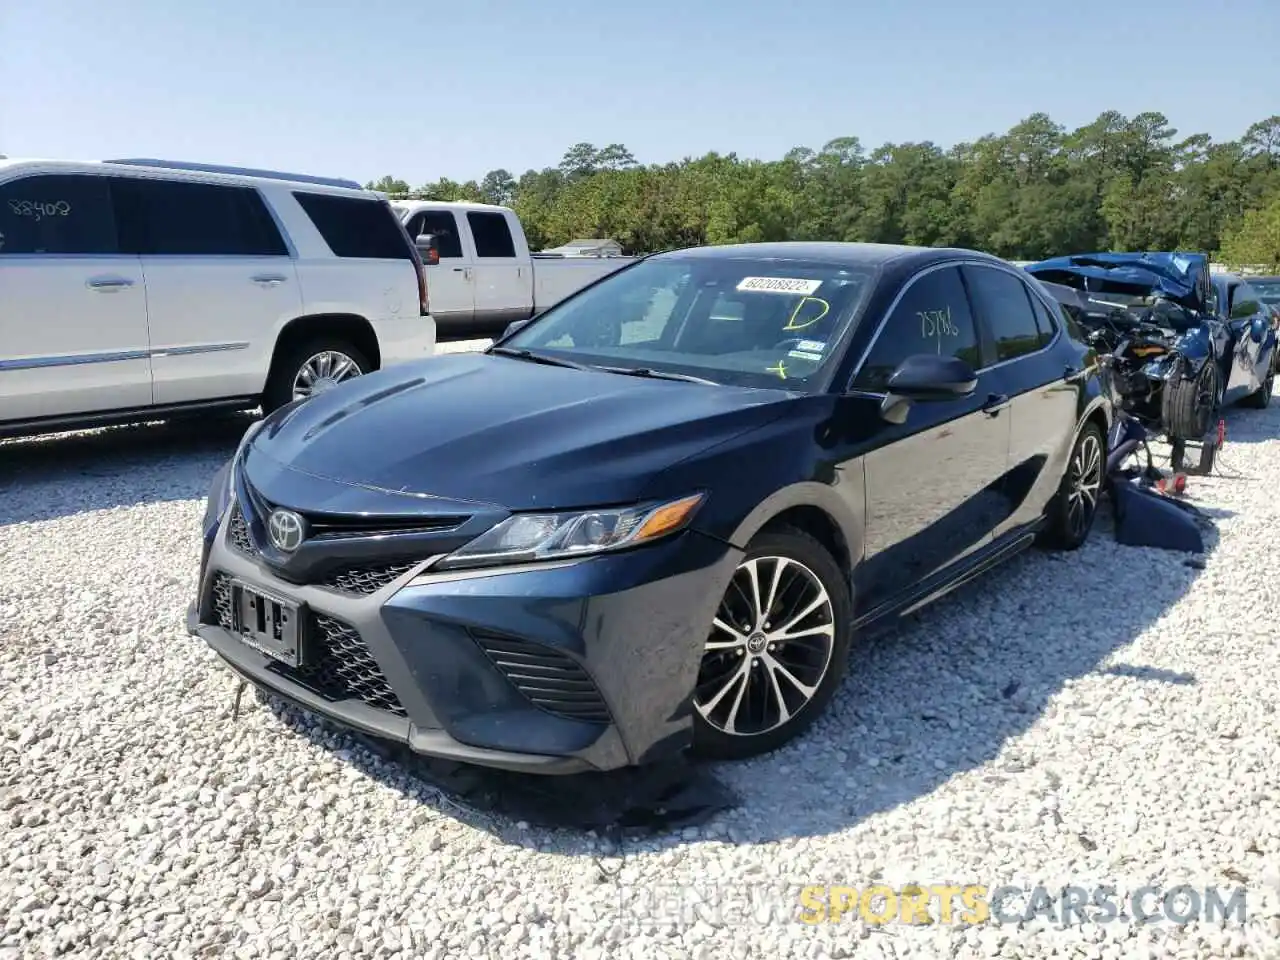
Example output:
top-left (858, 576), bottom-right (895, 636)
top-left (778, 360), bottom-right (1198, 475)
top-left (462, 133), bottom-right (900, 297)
top-left (189, 241), bottom-right (1112, 774)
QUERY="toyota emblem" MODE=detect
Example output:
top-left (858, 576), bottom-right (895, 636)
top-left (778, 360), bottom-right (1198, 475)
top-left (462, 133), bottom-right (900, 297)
top-left (267, 508), bottom-right (306, 553)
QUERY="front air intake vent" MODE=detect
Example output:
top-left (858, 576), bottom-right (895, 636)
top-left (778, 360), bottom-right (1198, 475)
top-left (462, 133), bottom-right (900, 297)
top-left (470, 630), bottom-right (611, 724)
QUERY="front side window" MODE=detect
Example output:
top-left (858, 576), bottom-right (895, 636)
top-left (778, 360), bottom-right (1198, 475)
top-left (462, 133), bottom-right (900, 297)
top-left (409, 211), bottom-right (463, 258)
top-left (850, 266), bottom-right (980, 392)
top-left (1250, 278), bottom-right (1280, 308)
top-left (1229, 283), bottom-right (1262, 320)
top-left (504, 256), bottom-right (876, 390)
top-left (0, 174), bottom-right (118, 255)
top-left (292, 191), bottom-right (413, 260)
top-left (963, 265), bottom-right (1043, 362)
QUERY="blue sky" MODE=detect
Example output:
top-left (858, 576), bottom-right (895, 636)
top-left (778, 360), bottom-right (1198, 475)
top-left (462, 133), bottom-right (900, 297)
top-left (3, 0), bottom-right (1276, 186)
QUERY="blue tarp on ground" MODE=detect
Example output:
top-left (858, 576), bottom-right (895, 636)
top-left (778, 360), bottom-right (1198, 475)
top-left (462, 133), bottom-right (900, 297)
top-left (1024, 251), bottom-right (1209, 310)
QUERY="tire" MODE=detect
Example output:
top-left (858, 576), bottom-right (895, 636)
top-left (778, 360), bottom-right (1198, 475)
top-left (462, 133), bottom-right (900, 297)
top-left (262, 338), bottom-right (372, 414)
top-left (1244, 356), bottom-right (1275, 409)
top-left (1161, 357), bottom-right (1218, 441)
top-left (690, 526), bottom-right (852, 762)
top-left (1040, 421), bottom-right (1105, 551)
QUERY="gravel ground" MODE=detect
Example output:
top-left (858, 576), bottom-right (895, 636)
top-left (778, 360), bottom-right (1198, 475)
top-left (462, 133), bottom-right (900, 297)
top-left (2, 361), bottom-right (1280, 959)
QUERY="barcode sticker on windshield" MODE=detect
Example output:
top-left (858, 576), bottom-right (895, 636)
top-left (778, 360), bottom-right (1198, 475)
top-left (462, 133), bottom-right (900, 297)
top-left (736, 276), bottom-right (823, 296)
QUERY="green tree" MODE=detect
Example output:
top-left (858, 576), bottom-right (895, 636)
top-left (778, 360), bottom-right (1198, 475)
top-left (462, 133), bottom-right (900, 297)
top-left (1219, 197), bottom-right (1280, 271)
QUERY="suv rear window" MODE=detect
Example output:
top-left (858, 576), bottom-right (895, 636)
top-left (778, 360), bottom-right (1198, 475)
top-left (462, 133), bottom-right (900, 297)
top-left (293, 192), bottom-right (413, 259)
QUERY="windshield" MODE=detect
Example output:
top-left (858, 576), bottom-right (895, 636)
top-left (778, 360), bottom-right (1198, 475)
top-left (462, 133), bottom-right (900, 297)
top-left (500, 256), bottom-right (876, 390)
top-left (1251, 278), bottom-right (1280, 306)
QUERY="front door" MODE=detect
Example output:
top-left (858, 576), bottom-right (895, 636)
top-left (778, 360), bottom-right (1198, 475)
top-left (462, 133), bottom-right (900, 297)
top-left (841, 264), bottom-right (1012, 616)
top-left (112, 177), bottom-right (304, 405)
top-left (408, 208), bottom-right (474, 336)
top-left (1224, 282), bottom-right (1267, 402)
top-left (0, 172), bottom-right (152, 421)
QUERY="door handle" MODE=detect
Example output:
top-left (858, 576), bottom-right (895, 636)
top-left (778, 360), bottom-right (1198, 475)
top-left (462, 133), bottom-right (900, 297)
top-left (982, 393), bottom-right (1011, 417)
top-left (87, 277), bottom-right (134, 291)
top-left (251, 275), bottom-right (287, 286)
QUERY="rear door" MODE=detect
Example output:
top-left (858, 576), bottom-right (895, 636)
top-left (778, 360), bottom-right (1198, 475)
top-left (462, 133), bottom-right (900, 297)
top-left (847, 264), bottom-right (1013, 614)
top-left (405, 207), bottom-right (474, 335)
top-left (115, 177), bottom-right (302, 405)
top-left (961, 263), bottom-right (1077, 537)
top-left (0, 172), bottom-right (151, 420)
top-left (465, 210), bottom-right (531, 333)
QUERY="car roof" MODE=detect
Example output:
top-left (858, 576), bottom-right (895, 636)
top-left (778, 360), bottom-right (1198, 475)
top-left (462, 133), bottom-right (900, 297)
top-left (0, 157), bottom-right (370, 196)
top-left (650, 241), bottom-right (1007, 270)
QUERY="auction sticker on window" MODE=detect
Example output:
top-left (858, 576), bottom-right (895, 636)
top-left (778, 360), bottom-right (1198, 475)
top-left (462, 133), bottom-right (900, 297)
top-left (736, 276), bottom-right (824, 296)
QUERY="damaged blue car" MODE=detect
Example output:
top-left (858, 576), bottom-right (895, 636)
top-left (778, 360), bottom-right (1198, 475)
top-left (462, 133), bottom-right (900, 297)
top-left (1025, 252), bottom-right (1277, 441)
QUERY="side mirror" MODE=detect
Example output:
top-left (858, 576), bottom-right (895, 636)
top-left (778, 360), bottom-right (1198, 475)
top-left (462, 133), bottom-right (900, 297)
top-left (415, 233), bottom-right (440, 266)
top-left (502, 317), bottom-right (533, 340)
top-left (878, 354), bottom-right (977, 424)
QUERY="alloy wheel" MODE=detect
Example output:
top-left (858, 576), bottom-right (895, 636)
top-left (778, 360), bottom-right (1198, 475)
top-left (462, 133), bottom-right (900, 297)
top-left (292, 351), bottom-right (363, 401)
top-left (694, 556), bottom-right (835, 738)
top-left (1067, 431), bottom-right (1103, 540)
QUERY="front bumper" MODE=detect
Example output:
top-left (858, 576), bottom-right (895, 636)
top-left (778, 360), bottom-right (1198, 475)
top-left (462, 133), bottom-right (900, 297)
top-left (189, 503), bottom-right (741, 774)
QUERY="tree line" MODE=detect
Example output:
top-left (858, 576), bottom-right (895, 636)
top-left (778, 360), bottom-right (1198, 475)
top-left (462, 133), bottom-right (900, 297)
top-left (368, 110), bottom-right (1280, 269)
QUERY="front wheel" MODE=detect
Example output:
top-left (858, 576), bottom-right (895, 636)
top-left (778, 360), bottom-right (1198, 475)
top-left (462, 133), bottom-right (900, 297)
top-left (690, 527), bottom-right (851, 761)
top-left (1161, 358), bottom-right (1218, 441)
top-left (262, 338), bottom-right (371, 413)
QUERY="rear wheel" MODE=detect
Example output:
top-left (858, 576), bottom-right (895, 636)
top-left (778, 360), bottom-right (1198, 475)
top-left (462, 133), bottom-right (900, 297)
top-left (1040, 421), bottom-right (1105, 551)
top-left (1244, 358), bottom-right (1275, 409)
top-left (262, 338), bottom-right (371, 413)
top-left (1161, 358), bottom-right (1218, 441)
top-left (690, 527), bottom-right (851, 761)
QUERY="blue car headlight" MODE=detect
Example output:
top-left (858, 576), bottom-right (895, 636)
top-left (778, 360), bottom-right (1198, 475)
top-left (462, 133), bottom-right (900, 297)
top-left (201, 420), bottom-right (264, 537)
top-left (434, 493), bottom-right (705, 571)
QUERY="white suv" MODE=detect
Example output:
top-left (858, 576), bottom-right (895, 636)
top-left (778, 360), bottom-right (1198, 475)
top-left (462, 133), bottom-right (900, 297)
top-left (0, 158), bottom-right (436, 439)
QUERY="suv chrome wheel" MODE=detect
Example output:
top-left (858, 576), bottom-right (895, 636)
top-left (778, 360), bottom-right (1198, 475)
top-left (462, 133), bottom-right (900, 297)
top-left (292, 350), bottom-right (364, 400)
top-left (694, 555), bottom-right (836, 738)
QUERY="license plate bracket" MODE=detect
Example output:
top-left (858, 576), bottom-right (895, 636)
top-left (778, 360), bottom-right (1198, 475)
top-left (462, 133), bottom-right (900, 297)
top-left (229, 579), bottom-right (304, 668)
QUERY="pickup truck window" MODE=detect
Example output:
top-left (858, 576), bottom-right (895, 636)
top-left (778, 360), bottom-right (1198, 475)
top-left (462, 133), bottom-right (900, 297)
top-left (0, 174), bottom-right (119, 255)
top-left (503, 256), bottom-right (874, 390)
top-left (408, 211), bottom-right (463, 258)
top-left (467, 211), bottom-right (516, 258)
top-left (292, 192), bottom-right (413, 260)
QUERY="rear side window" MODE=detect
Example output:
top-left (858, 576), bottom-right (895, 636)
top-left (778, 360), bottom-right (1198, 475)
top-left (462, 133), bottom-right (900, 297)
top-left (112, 178), bottom-right (286, 256)
top-left (0, 174), bottom-right (118, 255)
top-left (1027, 292), bottom-right (1059, 348)
top-left (466, 211), bottom-right (516, 258)
top-left (408, 210), bottom-right (464, 258)
top-left (962, 265), bottom-right (1043, 362)
top-left (293, 191), bottom-right (413, 259)
top-left (851, 265), bottom-right (980, 392)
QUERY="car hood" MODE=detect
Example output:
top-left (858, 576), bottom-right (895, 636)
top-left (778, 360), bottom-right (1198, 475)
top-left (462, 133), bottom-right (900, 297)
top-left (1025, 252), bottom-right (1209, 311)
top-left (246, 352), bottom-right (798, 511)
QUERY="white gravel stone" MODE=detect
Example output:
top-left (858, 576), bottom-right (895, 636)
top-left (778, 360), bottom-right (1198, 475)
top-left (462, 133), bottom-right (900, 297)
top-left (2, 379), bottom-right (1280, 959)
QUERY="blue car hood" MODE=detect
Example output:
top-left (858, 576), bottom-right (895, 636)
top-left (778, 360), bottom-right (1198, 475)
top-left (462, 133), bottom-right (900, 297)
top-left (1025, 252), bottom-right (1209, 311)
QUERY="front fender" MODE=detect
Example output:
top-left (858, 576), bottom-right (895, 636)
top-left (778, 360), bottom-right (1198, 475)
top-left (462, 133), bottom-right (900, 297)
top-left (1144, 326), bottom-right (1214, 381)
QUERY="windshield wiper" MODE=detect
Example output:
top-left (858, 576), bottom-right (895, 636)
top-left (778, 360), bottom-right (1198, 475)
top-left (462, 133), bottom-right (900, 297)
top-left (487, 346), bottom-right (591, 370)
top-left (593, 365), bottom-right (718, 385)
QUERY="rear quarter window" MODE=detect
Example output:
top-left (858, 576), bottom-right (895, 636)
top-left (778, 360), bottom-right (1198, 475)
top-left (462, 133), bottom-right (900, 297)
top-left (293, 191), bottom-right (413, 259)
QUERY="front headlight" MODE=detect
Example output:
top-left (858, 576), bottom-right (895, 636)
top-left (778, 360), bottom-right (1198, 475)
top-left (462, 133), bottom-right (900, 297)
top-left (434, 493), bottom-right (705, 571)
top-left (203, 419), bottom-right (264, 533)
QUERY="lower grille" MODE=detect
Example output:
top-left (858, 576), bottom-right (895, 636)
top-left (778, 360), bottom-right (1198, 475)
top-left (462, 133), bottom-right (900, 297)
top-left (471, 630), bottom-right (611, 724)
top-left (208, 573), bottom-right (407, 718)
top-left (227, 504), bottom-right (256, 556)
top-left (323, 560), bottom-right (420, 595)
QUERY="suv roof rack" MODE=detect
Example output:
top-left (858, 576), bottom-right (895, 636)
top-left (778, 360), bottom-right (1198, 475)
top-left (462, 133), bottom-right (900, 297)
top-left (103, 158), bottom-right (364, 191)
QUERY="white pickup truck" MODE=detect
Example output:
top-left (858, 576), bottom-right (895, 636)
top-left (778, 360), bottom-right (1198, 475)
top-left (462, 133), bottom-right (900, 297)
top-left (389, 200), bottom-right (638, 339)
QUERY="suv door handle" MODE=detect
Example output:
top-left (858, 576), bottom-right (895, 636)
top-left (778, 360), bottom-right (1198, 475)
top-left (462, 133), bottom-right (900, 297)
top-left (87, 277), bottom-right (134, 291)
top-left (982, 393), bottom-right (1011, 417)
top-left (251, 275), bottom-right (287, 286)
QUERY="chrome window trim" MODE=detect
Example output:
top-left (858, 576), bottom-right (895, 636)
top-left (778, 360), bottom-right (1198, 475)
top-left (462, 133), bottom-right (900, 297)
top-left (843, 258), bottom-right (1064, 395)
top-left (0, 342), bottom-right (249, 371)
